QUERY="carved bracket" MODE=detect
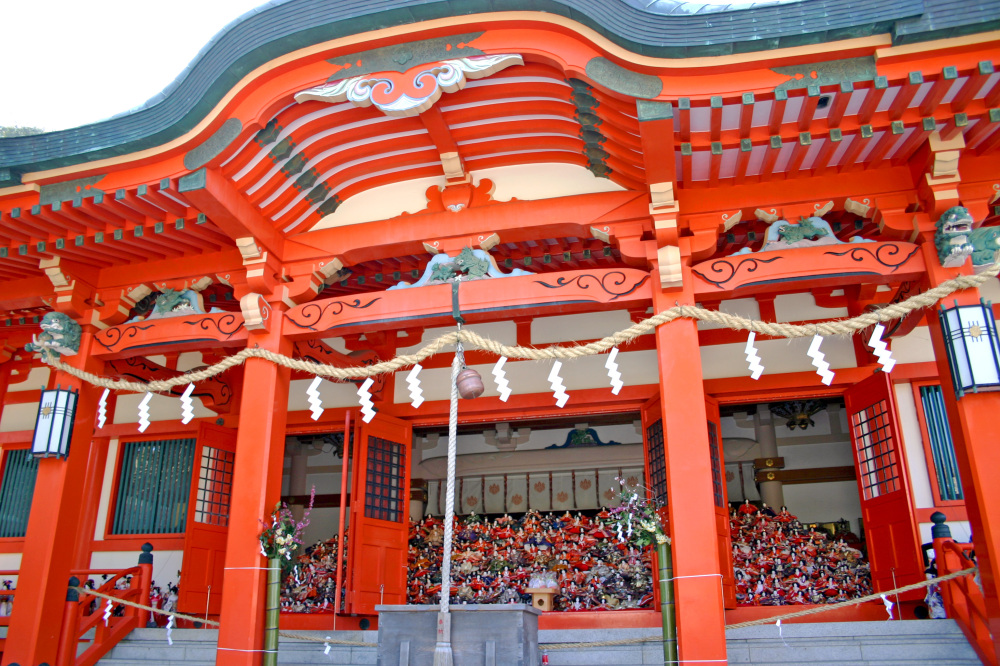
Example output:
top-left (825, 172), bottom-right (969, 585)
top-left (293, 339), bottom-right (386, 400)
top-left (107, 356), bottom-right (234, 413)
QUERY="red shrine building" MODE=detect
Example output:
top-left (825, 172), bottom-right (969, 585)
top-left (1, 0), bottom-right (999, 664)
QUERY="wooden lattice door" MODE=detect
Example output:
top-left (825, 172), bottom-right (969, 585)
top-left (346, 412), bottom-right (412, 615)
top-left (177, 423), bottom-right (236, 615)
top-left (845, 371), bottom-right (923, 598)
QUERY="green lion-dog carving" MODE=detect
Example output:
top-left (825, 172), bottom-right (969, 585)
top-left (969, 225), bottom-right (1000, 268)
top-left (25, 312), bottom-right (82, 358)
top-left (934, 206), bottom-right (976, 268)
top-left (777, 218), bottom-right (829, 243)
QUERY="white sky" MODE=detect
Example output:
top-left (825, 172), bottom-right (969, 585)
top-left (0, 0), bottom-right (267, 131)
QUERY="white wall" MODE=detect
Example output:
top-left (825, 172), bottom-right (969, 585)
top-left (313, 162), bottom-right (625, 230)
top-left (89, 550), bottom-right (182, 592)
top-left (894, 382), bottom-right (936, 509)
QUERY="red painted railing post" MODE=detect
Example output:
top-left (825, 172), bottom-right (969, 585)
top-left (932, 512), bottom-right (960, 611)
top-left (55, 576), bottom-right (81, 666)
top-left (136, 543), bottom-right (154, 628)
top-left (933, 511), bottom-right (999, 666)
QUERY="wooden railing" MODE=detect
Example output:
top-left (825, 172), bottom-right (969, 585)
top-left (932, 514), bottom-right (997, 666)
top-left (55, 544), bottom-right (153, 666)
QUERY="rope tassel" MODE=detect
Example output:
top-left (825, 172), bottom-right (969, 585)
top-left (745, 332), bottom-right (764, 380)
top-left (807, 335), bottom-right (835, 386)
top-left (357, 377), bottom-right (375, 423)
top-left (548, 360), bottom-right (569, 408)
top-left (406, 364), bottom-right (424, 408)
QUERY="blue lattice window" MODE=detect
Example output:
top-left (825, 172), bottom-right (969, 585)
top-left (111, 438), bottom-right (196, 535)
top-left (918, 385), bottom-right (964, 502)
top-left (0, 449), bottom-right (38, 538)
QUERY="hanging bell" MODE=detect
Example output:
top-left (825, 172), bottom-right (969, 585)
top-left (456, 367), bottom-right (485, 399)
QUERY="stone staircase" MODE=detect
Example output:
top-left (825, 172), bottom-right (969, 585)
top-left (98, 620), bottom-right (981, 665)
top-left (97, 628), bottom-right (378, 665)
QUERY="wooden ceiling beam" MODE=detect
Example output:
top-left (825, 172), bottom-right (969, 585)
top-left (785, 133), bottom-right (811, 174)
top-left (48, 244), bottom-right (111, 268)
top-left (116, 188), bottom-right (167, 222)
top-left (856, 77), bottom-right (889, 125)
top-left (0, 211), bottom-right (33, 243)
top-left (767, 89), bottom-right (787, 135)
top-left (739, 94), bottom-right (754, 139)
top-left (863, 125), bottom-right (904, 170)
top-left (101, 194), bottom-right (147, 225)
top-left (950, 61), bottom-right (994, 112)
top-left (939, 114), bottom-right (969, 141)
top-left (734, 141), bottom-right (753, 185)
top-left (677, 98), bottom-right (691, 142)
top-left (918, 68), bottom-right (958, 116)
top-left (71, 236), bottom-right (146, 264)
top-left (835, 129), bottom-right (871, 172)
top-left (137, 183), bottom-right (188, 218)
top-left (49, 200), bottom-right (101, 233)
top-left (890, 118), bottom-right (937, 164)
top-left (171, 217), bottom-right (229, 252)
top-left (797, 86), bottom-right (821, 132)
top-left (11, 208), bottom-right (60, 239)
top-left (826, 82), bottom-right (853, 128)
top-left (74, 195), bottom-right (126, 228)
top-left (758, 138), bottom-right (782, 182)
top-left (709, 96), bottom-right (723, 141)
top-left (887, 72), bottom-right (923, 121)
top-left (809, 131), bottom-right (842, 175)
top-left (974, 121), bottom-right (1000, 156)
top-left (964, 110), bottom-right (1000, 150)
top-left (179, 167), bottom-right (285, 258)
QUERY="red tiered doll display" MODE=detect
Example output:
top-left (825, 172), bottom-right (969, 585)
top-left (731, 501), bottom-right (871, 605)
top-left (280, 535), bottom-right (348, 612)
top-left (408, 510), bottom-right (655, 611)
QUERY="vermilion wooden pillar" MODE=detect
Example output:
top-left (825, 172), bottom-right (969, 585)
top-left (920, 244), bottom-right (1000, 661)
top-left (216, 315), bottom-right (292, 666)
top-left (651, 268), bottom-right (728, 663)
top-left (2, 332), bottom-right (104, 666)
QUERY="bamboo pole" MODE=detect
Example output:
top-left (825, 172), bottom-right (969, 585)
top-left (657, 541), bottom-right (677, 665)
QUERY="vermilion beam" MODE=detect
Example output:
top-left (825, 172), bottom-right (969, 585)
top-left (179, 168), bottom-right (285, 257)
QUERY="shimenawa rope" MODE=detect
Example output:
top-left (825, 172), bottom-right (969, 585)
top-left (41, 264), bottom-right (1000, 392)
top-left (72, 565), bottom-right (976, 651)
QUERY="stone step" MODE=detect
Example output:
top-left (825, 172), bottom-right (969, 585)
top-left (100, 620), bottom-right (981, 665)
top-left (726, 619), bottom-right (980, 665)
top-left (101, 628), bottom-right (378, 665)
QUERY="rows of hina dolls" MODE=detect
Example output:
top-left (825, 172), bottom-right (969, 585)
top-left (732, 501), bottom-right (872, 605)
top-left (408, 510), bottom-right (655, 611)
top-left (277, 503), bottom-right (873, 612)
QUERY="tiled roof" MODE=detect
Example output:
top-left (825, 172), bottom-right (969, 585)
top-left (0, 0), bottom-right (996, 180)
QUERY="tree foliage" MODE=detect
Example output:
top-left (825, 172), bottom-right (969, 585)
top-left (0, 126), bottom-right (45, 138)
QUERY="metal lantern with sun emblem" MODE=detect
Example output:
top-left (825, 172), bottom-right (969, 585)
top-left (939, 300), bottom-right (1000, 397)
top-left (31, 386), bottom-right (79, 459)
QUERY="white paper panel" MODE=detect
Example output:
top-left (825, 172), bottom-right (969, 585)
top-left (575, 470), bottom-right (598, 509)
top-left (598, 469), bottom-right (622, 508)
top-left (427, 479), bottom-right (440, 516)
top-left (528, 474), bottom-right (551, 512)
top-left (507, 475), bottom-right (528, 512)
top-left (460, 476), bottom-right (483, 515)
top-left (483, 475), bottom-right (506, 514)
top-left (551, 472), bottom-right (574, 511)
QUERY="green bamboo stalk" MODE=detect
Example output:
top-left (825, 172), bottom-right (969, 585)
top-left (263, 557), bottom-right (281, 666)
top-left (658, 541), bottom-right (677, 665)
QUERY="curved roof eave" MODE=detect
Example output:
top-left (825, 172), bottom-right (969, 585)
top-left (0, 0), bottom-right (994, 182)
